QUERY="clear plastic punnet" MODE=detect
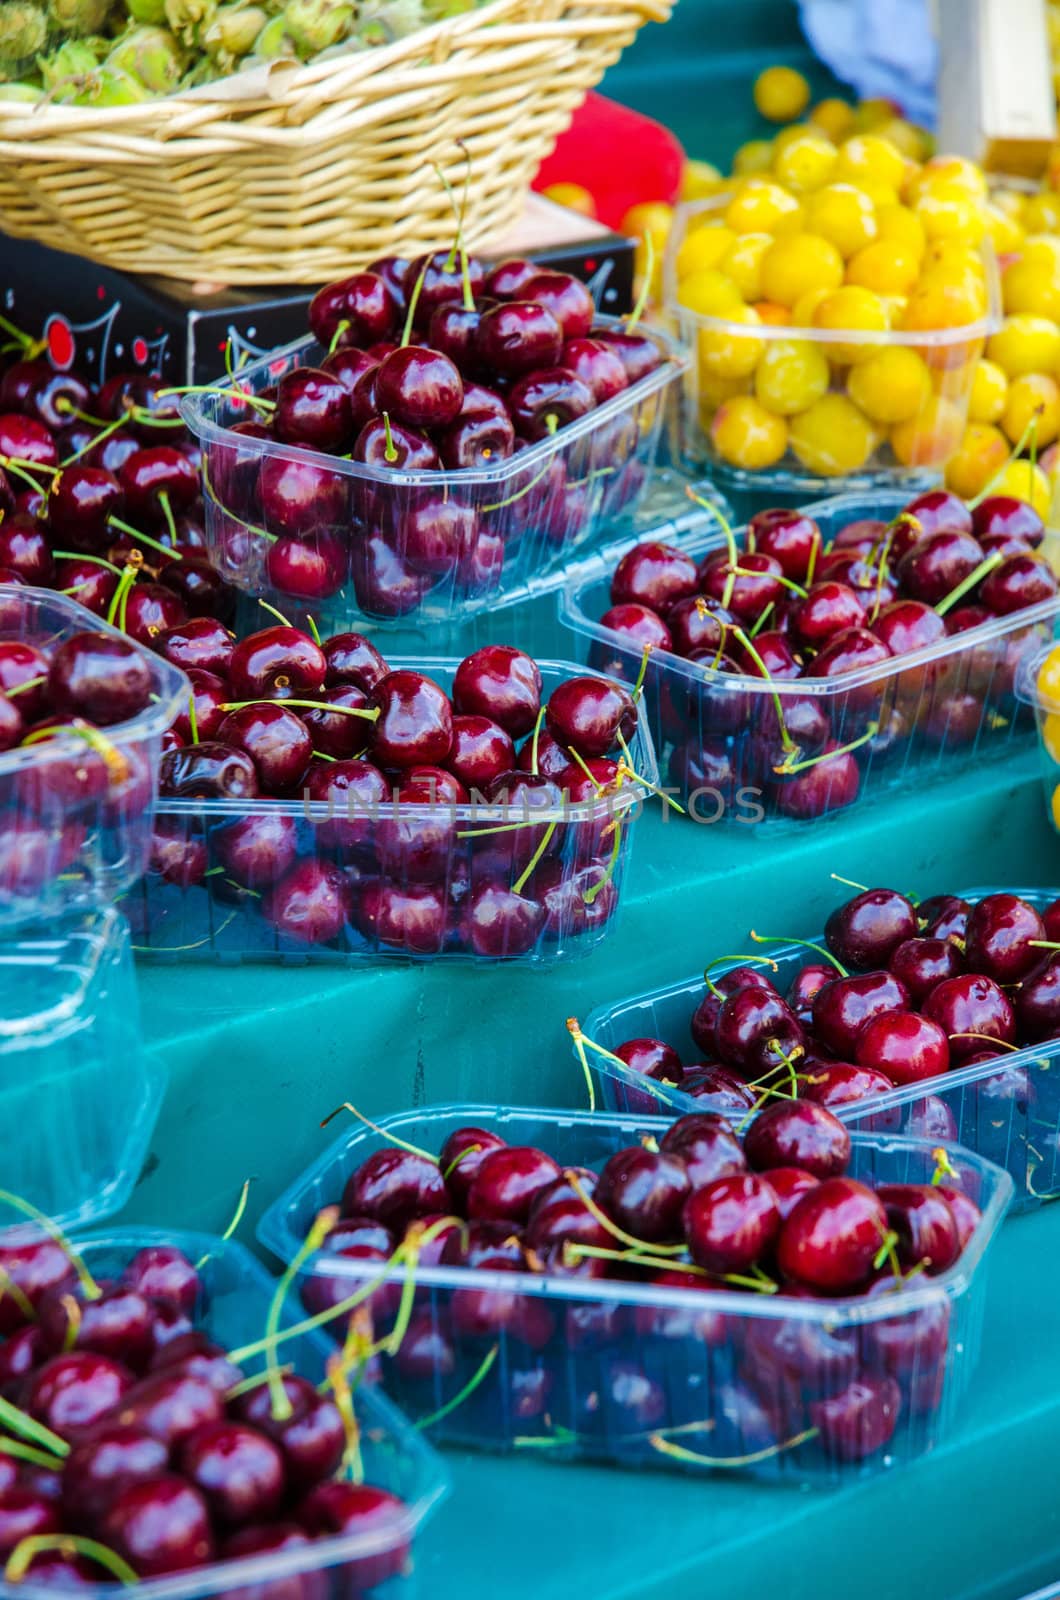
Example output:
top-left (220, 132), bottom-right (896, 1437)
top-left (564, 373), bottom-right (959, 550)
top-left (0, 908), bottom-right (163, 1238)
top-left (0, 1230), bottom-right (449, 1600)
top-left (0, 587), bottom-right (189, 926)
top-left (580, 887), bottom-right (1060, 1214)
top-left (258, 1104), bottom-right (1012, 1487)
top-left (665, 197), bottom-right (1002, 498)
top-left (181, 320), bottom-right (685, 631)
top-left (559, 491), bottom-right (1060, 828)
top-left (127, 659), bottom-right (657, 966)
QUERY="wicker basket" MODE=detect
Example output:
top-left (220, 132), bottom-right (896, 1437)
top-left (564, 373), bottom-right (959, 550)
top-left (0, 0), bottom-right (670, 285)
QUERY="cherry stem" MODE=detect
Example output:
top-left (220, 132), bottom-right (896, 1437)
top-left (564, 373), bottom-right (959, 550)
top-left (263, 1206), bottom-right (339, 1421)
top-left (773, 720), bottom-right (878, 776)
top-left (566, 1017), bottom-right (598, 1112)
top-left (529, 707), bottom-right (545, 775)
top-left (567, 1242), bottom-right (703, 1275)
top-left (186, 690), bottom-right (200, 746)
top-left (0, 312), bottom-right (32, 350)
top-left (221, 698), bottom-right (379, 721)
top-left (305, 614), bottom-right (322, 647)
top-left (831, 873), bottom-right (868, 892)
top-left (616, 729), bottom-right (685, 815)
top-left (631, 643), bottom-right (655, 702)
top-left (60, 414), bottom-right (123, 467)
top-left (0, 1437), bottom-right (63, 1471)
top-left (157, 491), bottom-right (177, 546)
top-left (0, 1396), bottom-right (69, 1461)
top-left (401, 260), bottom-right (431, 349)
top-left (320, 1102), bottom-right (435, 1161)
top-left (3, 674), bottom-right (46, 699)
top-left (585, 815), bottom-right (625, 905)
top-left (731, 626), bottom-right (795, 753)
top-left (968, 408), bottom-right (1040, 508)
top-left (4, 1535), bottom-right (138, 1587)
top-left (951, 1031), bottom-right (1019, 1052)
top-left (935, 550), bottom-right (1003, 617)
top-left (703, 951), bottom-right (780, 998)
top-left (872, 1226), bottom-right (902, 1275)
top-left (512, 820), bottom-right (557, 895)
top-left (749, 929), bottom-right (847, 977)
top-left (415, 1344), bottom-right (499, 1431)
top-left (434, 153), bottom-right (475, 310)
top-left (256, 598), bottom-right (293, 628)
top-left (107, 516), bottom-right (183, 560)
top-left (328, 320), bottom-right (351, 356)
top-left (480, 451), bottom-right (557, 514)
top-left (158, 384), bottom-right (274, 416)
top-left (0, 1267), bottom-right (35, 1323)
top-left (195, 1179), bottom-right (252, 1269)
top-left (931, 1147), bottom-right (959, 1186)
top-left (0, 455), bottom-right (53, 491)
top-left (749, 601), bottom-right (774, 639)
top-left (324, 1352), bottom-right (365, 1484)
top-left (382, 412), bottom-right (398, 464)
top-left (0, 1189), bottom-right (101, 1302)
top-left (649, 1425), bottom-right (818, 1468)
top-left (52, 551), bottom-right (122, 577)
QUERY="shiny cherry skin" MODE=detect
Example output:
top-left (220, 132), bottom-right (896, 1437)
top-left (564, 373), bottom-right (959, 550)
top-left (324, 631), bottom-right (388, 692)
top-left (902, 487), bottom-right (973, 537)
top-left (597, 603), bottom-right (673, 659)
top-left (463, 881), bottom-right (546, 956)
top-left (713, 987), bottom-right (804, 1078)
top-left (110, 1370), bottom-right (223, 1449)
top-left (545, 675), bottom-right (635, 758)
top-left (100, 1475), bottom-right (214, 1576)
top-left (521, 270), bottom-right (595, 339)
top-left (922, 974), bottom-right (1016, 1060)
top-left (777, 1177), bottom-right (888, 1292)
top-left (877, 1183), bottom-right (960, 1275)
top-left (375, 346), bottom-right (463, 430)
top-left (937, 1184), bottom-right (981, 1250)
top-left (436, 408), bottom-right (516, 470)
top-left (964, 892), bottom-right (1046, 981)
top-left (343, 1148), bottom-right (447, 1230)
top-left (235, 1375), bottom-right (344, 1489)
top-left (298, 685), bottom-right (370, 762)
top-left (273, 367), bottom-right (352, 452)
top-left (483, 257), bottom-right (538, 299)
top-left (811, 970), bottom-right (910, 1058)
top-left (215, 812), bottom-right (299, 890)
top-left (265, 860), bottom-right (349, 944)
top-left (228, 625), bottom-right (326, 700)
top-left (766, 1167), bottom-right (821, 1221)
top-left (889, 936), bottom-right (964, 1001)
top-left (321, 345), bottom-right (376, 398)
top-left (28, 1352), bottom-right (135, 1438)
top-left (467, 1145), bottom-right (562, 1224)
top-left (47, 631), bottom-right (152, 727)
top-left (0, 412), bottom-right (58, 470)
top-left (47, 465), bottom-right (124, 552)
top-left (401, 496), bottom-right (477, 576)
top-left (447, 714), bottom-right (514, 789)
top-left (475, 301), bottom-right (563, 375)
top-left (749, 509), bottom-right (823, 583)
top-left (615, 1037), bottom-right (683, 1084)
top-left (870, 599), bottom-right (947, 656)
top-left (786, 962), bottom-right (838, 1023)
top-left (802, 1058), bottom-right (903, 1116)
top-left (259, 456), bottom-right (347, 537)
top-left (118, 447), bottom-right (198, 520)
top-left (658, 1117), bottom-right (746, 1191)
top-left (159, 741), bottom-right (259, 799)
top-left (0, 515), bottom-right (53, 585)
top-left (699, 550), bottom-right (784, 625)
top-left (265, 531), bottom-right (346, 601)
top-left (561, 336), bottom-right (629, 403)
top-left (121, 1247), bottom-right (200, 1315)
top-left (61, 1425), bottom-right (169, 1526)
top-left (981, 551), bottom-right (1058, 613)
top-left (918, 893), bottom-right (971, 941)
top-left (368, 669), bottom-right (453, 768)
top-left (428, 302), bottom-right (486, 371)
top-left (308, 270), bottom-right (398, 346)
top-left (405, 250), bottom-right (485, 322)
top-left (897, 530), bottom-right (983, 605)
top-left (352, 416), bottom-right (439, 472)
top-left (158, 617), bottom-right (235, 678)
top-left (178, 1421), bottom-right (285, 1527)
top-left (594, 326), bottom-right (662, 382)
top-left (810, 1374), bottom-right (901, 1461)
top-left (683, 1173), bottom-right (780, 1273)
top-left (1016, 952), bottom-right (1060, 1042)
top-left (855, 1011), bottom-right (950, 1085)
top-left (296, 1482), bottom-right (409, 1590)
top-left (825, 888), bottom-right (918, 969)
top-left (679, 1064), bottom-right (759, 1114)
top-left (594, 1147), bottom-right (690, 1243)
top-left (507, 368), bottom-right (594, 440)
top-left (38, 1282), bottom-right (154, 1370)
top-left (789, 581), bottom-right (865, 649)
top-left (217, 703), bottom-right (312, 794)
top-left (157, 557), bottom-right (233, 622)
top-left (354, 881), bottom-right (449, 954)
top-left (452, 646), bottom-right (541, 738)
top-left (123, 583), bottom-right (187, 648)
top-left (744, 1100), bottom-right (851, 1178)
top-left (972, 494), bottom-right (1044, 547)
top-left (0, 1491), bottom-right (60, 1557)
top-left (437, 1125), bottom-right (507, 1209)
top-left (667, 595), bottom-right (730, 656)
top-left (610, 541), bottom-right (699, 611)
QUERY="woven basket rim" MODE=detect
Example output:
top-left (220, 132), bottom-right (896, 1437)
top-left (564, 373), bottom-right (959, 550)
top-left (0, 0), bottom-right (671, 135)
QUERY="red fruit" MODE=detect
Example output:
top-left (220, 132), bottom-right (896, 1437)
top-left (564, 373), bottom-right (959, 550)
top-left (683, 1173), bottom-right (780, 1273)
top-left (743, 1100), bottom-right (851, 1178)
top-left (777, 1177), bottom-right (888, 1292)
top-left (855, 1012), bottom-right (950, 1086)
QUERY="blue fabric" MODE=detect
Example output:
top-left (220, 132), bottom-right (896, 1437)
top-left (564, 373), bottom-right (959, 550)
top-left (799, 0), bottom-right (938, 127)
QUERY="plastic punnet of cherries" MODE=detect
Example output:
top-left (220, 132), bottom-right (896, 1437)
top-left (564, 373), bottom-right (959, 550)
top-left (147, 621), bottom-right (647, 957)
top-left (0, 342), bottom-right (235, 637)
top-left (298, 1100), bottom-right (982, 1468)
top-left (609, 886), bottom-right (1060, 1129)
top-left (0, 1239), bottom-right (411, 1589)
top-left (202, 251), bottom-right (669, 614)
top-left (592, 486), bottom-right (1059, 819)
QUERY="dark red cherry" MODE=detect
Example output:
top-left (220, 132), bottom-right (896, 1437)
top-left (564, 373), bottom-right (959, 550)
top-left (296, 684), bottom-right (370, 761)
top-left (560, 336), bottom-right (629, 403)
top-left (229, 625), bottom-right (326, 700)
top-left (353, 415), bottom-right (439, 472)
top-left (100, 1475), bottom-right (214, 1576)
top-left (825, 888), bottom-right (918, 969)
top-left (0, 514), bottom-right (53, 585)
top-left (918, 893), bottom-right (971, 941)
top-left (877, 1183), bottom-right (960, 1275)
top-left (453, 646), bottom-right (541, 737)
top-left (902, 488), bottom-right (972, 537)
top-left (660, 1112), bottom-right (747, 1186)
top-left (47, 465), bottom-right (124, 552)
top-left (610, 540), bottom-right (699, 611)
top-left (265, 531), bottom-right (346, 601)
top-left (889, 936), bottom-right (963, 1001)
top-left (447, 714), bottom-right (514, 789)
top-left (545, 675), bottom-right (635, 757)
top-left (870, 598), bottom-right (947, 656)
top-left (483, 258), bottom-right (538, 299)
top-left (897, 530), bottom-right (983, 605)
top-left (375, 345), bottom-right (463, 430)
top-left (467, 1145), bottom-right (561, 1224)
top-left (368, 669), bottom-right (452, 768)
top-left (507, 368), bottom-right (594, 440)
top-left (683, 1173), bottom-right (779, 1273)
top-left (593, 326), bottom-right (662, 383)
top-left (259, 456), bottom-right (347, 537)
top-left (343, 1148), bottom-right (447, 1230)
top-left (789, 581), bottom-right (865, 649)
top-left (215, 812), bottom-right (299, 890)
top-left (463, 881), bottom-right (546, 956)
top-left (156, 556), bottom-right (234, 622)
top-left (123, 583), bottom-right (187, 648)
top-left (401, 496), bottom-right (477, 576)
top-left (437, 1125), bottom-right (507, 1209)
top-left (749, 509), bottom-right (823, 583)
top-left (981, 550), bottom-right (1058, 613)
top-left (615, 1037), bottom-right (684, 1085)
top-left (972, 494), bottom-right (1044, 547)
top-left (0, 412), bottom-right (58, 470)
top-left (179, 1421), bottom-right (285, 1528)
top-left (296, 1482), bottom-right (408, 1590)
top-left (810, 1374), bottom-right (901, 1461)
top-left (744, 1100), bottom-right (851, 1178)
top-left (324, 631), bottom-right (388, 692)
top-left (964, 892), bottom-right (1046, 981)
top-left (595, 1147), bottom-right (690, 1243)
top-left (475, 301), bottom-right (563, 376)
top-left (28, 1352), bottom-right (135, 1438)
top-left (321, 345), bottom-right (376, 395)
top-left (47, 631), bottom-right (152, 726)
top-left (667, 595), bottom-right (730, 656)
top-left (811, 970), bottom-right (910, 1058)
top-left (855, 1011), bottom-right (949, 1085)
top-left (62, 1425), bottom-right (169, 1527)
top-left (1016, 952), bottom-right (1060, 1042)
top-left (0, 1491), bottom-right (60, 1557)
top-left (265, 860), bottom-right (349, 944)
top-left (436, 408), bottom-right (515, 470)
top-left (118, 447), bottom-right (198, 520)
top-left (922, 973), bottom-right (1016, 1060)
top-left (216, 703), bottom-right (312, 794)
top-left (521, 270), bottom-right (595, 339)
top-left (160, 742), bottom-right (258, 799)
top-left (120, 1247), bottom-right (199, 1315)
top-left (699, 549), bottom-right (784, 624)
top-left (158, 616), bottom-right (235, 677)
top-left (713, 988), bottom-right (804, 1078)
top-left (765, 1166), bottom-right (821, 1221)
top-left (778, 1177), bottom-right (888, 1291)
top-left (308, 270), bottom-right (398, 347)
top-left (235, 1376), bottom-right (343, 1489)
top-left (597, 603), bottom-right (673, 658)
top-left (405, 250), bottom-right (485, 322)
top-left (273, 367), bottom-right (352, 452)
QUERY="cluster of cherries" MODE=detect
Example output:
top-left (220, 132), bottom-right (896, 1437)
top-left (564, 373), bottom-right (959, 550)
top-left (0, 616), bottom-right (167, 901)
top-left (206, 251), bottom-right (666, 616)
top-left (302, 1101), bottom-right (982, 1466)
top-left (0, 347), bottom-right (235, 639)
top-left (146, 620), bottom-right (641, 956)
top-left (592, 487), bottom-right (1059, 819)
top-left (612, 885), bottom-right (1060, 1142)
top-left (0, 1239), bottom-right (409, 1588)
